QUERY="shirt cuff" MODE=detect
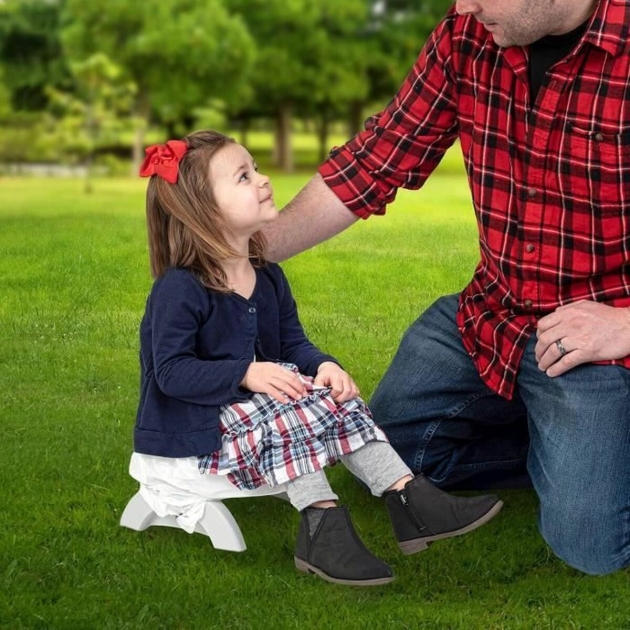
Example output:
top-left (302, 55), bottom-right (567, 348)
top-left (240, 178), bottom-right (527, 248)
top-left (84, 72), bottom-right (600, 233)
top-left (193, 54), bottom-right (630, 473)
top-left (318, 146), bottom-right (387, 220)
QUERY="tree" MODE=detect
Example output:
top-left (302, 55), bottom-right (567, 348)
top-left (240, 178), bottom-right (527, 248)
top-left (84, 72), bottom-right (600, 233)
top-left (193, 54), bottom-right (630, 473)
top-left (45, 53), bottom-right (135, 192)
top-left (61, 0), bottom-right (255, 171)
top-left (0, 67), bottom-right (10, 120)
top-left (359, 0), bottom-right (454, 134)
top-left (0, 0), bottom-right (70, 111)
top-left (227, 0), bottom-right (449, 171)
top-left (226, 0), bottom-right (370, 171)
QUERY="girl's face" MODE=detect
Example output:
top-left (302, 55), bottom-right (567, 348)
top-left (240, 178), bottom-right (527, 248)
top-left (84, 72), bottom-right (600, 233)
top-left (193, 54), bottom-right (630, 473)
top-left (209, 143), bottom-right (277, 239)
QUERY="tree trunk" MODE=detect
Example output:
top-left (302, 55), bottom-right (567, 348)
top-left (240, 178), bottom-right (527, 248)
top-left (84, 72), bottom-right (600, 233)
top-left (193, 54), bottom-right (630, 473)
top-left (274, 103), bottom-right (293, 173)
top-left (84, 99), bottom-right (94, 194)
top-left (165, 121), bottom-right (178, 139)
top-left (132, 91), bottom-right (150, 176)
top-left (317, 107), bottom-right (330, 164)
top-left (347, 100), bottom-right (364, 138)
top-left (239, 118), bottom-right (250, 147)
top-left (84, 151), bottom-right (93, 194)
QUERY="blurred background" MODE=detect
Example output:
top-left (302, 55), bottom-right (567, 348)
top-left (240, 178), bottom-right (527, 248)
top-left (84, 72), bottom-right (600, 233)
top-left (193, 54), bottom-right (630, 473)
top-left (0, 0), bottom-right (453, 183)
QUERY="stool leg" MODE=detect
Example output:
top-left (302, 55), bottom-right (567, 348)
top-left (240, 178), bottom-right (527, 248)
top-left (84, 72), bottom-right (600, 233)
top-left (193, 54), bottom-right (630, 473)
top-left (197, 501), bottom-right (247, 552)
top-left (121, 491), bottom-right (248, 552)
top-left (120, 492), bottom-right (164, 531)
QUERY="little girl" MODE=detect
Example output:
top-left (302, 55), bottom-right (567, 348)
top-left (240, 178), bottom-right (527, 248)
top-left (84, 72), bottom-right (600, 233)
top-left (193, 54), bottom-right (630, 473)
top-left (134, 130), bottom-right (502, 586)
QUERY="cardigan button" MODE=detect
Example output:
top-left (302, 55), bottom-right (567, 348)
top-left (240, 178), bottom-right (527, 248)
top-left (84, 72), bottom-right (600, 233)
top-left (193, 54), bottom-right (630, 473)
top-left (249, 307), bottom-right (256, 314)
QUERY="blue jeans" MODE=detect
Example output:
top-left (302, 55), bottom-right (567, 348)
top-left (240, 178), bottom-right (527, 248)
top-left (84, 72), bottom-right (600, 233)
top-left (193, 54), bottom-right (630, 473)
top-left (370, 294), bottom-right (630, 575)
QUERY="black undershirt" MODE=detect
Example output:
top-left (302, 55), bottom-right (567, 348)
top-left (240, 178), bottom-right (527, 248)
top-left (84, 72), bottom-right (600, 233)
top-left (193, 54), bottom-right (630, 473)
top-left (528, 21), bottom-right (589, 102)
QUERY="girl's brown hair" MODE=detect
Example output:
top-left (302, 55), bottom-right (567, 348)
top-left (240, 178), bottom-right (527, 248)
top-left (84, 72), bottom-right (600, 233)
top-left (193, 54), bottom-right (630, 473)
top-left (145, 129), bottom-right (266, 292)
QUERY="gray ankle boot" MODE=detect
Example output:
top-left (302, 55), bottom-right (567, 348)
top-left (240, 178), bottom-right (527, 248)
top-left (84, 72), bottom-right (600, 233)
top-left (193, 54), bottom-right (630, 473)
top-left (294, 506), bottom-right (395, 586)
top-left (384, 475), bottom-right (503, 555)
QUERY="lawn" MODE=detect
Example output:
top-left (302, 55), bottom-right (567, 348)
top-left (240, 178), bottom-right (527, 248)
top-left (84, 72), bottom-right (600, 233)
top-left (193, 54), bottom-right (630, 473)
top-left (1, 147), bottom-right (629, 629)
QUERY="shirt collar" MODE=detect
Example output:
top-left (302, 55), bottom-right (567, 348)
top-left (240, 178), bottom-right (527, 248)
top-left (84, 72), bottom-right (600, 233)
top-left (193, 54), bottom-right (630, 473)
top-left (583, 0), bottom-right (630, 58)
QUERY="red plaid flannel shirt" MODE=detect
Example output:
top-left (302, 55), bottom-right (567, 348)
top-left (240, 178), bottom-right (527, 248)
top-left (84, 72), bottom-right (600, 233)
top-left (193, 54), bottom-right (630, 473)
top-left (319, 0), bottom-right (630, 399)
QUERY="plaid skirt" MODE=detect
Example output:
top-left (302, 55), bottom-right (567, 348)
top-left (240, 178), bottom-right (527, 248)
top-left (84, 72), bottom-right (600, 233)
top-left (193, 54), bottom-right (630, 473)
top-left (198, 364), bottom-right (388, 490)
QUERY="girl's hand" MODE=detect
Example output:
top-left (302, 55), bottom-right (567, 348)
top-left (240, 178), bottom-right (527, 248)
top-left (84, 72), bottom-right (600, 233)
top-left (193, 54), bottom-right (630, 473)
top-left (314, 362), bottom-right (359, 403)
top-left (241, 362), bottom-right (307, 403)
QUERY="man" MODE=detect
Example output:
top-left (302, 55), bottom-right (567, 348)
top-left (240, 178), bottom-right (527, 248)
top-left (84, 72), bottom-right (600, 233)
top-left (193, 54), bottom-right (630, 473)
top-left (264, 0), bottom-right (630, 575)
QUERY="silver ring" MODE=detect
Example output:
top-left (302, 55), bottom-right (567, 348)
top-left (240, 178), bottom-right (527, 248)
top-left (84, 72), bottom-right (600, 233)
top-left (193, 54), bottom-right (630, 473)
top-left (555, 339), bottom-right (567, 357)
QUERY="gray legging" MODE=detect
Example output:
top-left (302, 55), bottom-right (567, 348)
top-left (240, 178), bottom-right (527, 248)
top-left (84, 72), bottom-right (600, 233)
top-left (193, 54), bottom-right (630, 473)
top-left (285, 440), bottom-right (412, 512)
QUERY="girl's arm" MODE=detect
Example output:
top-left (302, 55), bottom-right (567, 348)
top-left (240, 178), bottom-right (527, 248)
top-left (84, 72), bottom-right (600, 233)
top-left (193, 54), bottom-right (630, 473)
top-left (146, 270), bottom-right (250, 406)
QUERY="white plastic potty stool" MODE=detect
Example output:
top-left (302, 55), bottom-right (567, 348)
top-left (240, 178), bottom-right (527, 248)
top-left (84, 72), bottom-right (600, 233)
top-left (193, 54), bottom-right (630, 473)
top-left (120, 453), bottom-right (287, 552)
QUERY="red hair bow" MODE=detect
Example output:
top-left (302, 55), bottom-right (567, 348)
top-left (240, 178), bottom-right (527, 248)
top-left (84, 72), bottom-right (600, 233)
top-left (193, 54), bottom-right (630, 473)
top-left (139, 140), bottom-right (188, 184)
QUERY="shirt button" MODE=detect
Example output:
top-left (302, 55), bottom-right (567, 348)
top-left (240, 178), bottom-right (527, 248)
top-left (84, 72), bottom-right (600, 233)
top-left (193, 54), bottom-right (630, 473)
top-left (248, 307), bottom-right (256, 314)
top-left (526, 243), bottom-right (535, 253)
top-left (524, 299), bottom-right (533, 310)
top-left (527, 188), bottom-right (538, 199)
top-left (594, 132), bottom-right (604, 142)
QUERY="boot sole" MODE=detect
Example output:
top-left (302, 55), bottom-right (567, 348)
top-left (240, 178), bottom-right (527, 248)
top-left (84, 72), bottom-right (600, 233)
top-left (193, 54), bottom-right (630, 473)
top-left (398, 499), bottom-right (504, 555)
top-left (294, 557), bottom-right (395, 586)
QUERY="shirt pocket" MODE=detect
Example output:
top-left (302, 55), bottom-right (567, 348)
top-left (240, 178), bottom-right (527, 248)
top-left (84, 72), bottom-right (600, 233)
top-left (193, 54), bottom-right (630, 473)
top-left (564, 124), bottom-right (630, 216)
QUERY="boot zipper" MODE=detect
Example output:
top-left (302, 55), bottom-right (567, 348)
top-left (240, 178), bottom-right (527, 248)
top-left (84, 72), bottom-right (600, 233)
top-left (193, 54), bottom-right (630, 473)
top-left (400, 493), bottom-right (429, 534)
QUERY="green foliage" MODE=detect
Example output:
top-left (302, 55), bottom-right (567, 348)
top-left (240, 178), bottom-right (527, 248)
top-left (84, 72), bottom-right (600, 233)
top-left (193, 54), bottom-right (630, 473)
top-left (0, 0), bottom-right (70, 110)
top-left (0, 0), bottom-right (459, 167)
top-left (61, 0), bottom-right (256, 124)
top-left (0, 110), bottom-right (53, 164)
top-left (44, 54), bottom-right (136, 168)
top-left (365, 0), bottom-right (455, 103)
top-left (227, 0), bottom-right (370, 114)
top-left (0, 66), bottom-right (11, 120)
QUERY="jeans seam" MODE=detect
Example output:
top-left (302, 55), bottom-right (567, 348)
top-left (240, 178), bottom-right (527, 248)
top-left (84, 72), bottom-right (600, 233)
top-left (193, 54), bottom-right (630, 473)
top-left (445, 389), bottom-right (496, 419)
top-left (414, 389), bottom-right (509, 477)
top-left (453, 457), bottom-right (526, 471)
top-left (415, 397), bottom-right (529, 484)
top-left (414, 419), bottom-right (441, 473)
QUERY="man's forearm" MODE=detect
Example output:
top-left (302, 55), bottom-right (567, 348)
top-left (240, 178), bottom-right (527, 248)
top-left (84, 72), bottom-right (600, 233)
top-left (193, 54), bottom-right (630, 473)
top-left (265, 173), bottom-right (359, 262)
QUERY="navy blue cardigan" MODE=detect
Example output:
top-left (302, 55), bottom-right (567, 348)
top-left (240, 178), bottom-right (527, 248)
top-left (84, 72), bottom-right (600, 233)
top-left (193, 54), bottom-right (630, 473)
top-left (134, 264), bottom-right (338, 458)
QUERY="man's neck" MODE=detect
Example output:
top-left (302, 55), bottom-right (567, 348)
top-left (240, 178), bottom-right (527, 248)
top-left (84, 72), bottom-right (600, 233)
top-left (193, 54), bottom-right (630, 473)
top-left (549, 0), bottom-right (598, 36)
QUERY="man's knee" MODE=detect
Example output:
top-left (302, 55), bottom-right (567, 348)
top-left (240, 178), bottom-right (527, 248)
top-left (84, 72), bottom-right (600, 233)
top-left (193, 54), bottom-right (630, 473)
top-left (540, 498), bottom-right (630, 575)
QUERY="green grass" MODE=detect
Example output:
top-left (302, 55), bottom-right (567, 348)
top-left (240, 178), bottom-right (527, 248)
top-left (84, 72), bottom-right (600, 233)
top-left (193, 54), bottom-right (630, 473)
top-left (2, 148), bottom-right (629, 629)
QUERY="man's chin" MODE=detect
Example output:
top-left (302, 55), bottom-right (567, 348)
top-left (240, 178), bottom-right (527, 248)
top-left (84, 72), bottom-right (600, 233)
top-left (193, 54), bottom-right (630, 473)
top-left (490, 32), bottom-right (513, 47)
top-left (490, 29), bottom-right (539, 48)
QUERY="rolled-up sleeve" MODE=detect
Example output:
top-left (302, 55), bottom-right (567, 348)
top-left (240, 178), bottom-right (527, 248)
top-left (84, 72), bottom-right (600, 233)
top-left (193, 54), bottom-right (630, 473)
top-left (318, 12), bottom-right (459, 218)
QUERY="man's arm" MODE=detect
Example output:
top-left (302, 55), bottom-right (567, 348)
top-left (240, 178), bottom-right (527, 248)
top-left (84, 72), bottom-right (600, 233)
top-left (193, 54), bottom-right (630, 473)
top-left (265, 10), bottom-right (459, 262)
top-left (264, 173), bottom-right (358, 262)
